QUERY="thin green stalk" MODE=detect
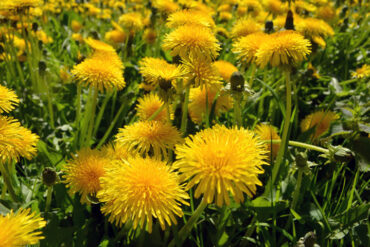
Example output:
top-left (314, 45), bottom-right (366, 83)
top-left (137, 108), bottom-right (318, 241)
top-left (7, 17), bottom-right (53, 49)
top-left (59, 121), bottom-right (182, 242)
top-left (168, 199), bottom-right (208, 247)
top-left (96, 103), bottom-right (125, 149)
top-left (180, 85), bottom-right (190, 135)
top-left (93, 92), bottom-right (112, 136)
top-left (0, 163), bottom-right (19, 202)
top-left (147, 103), bottom-right (166, 121)
top-left (249, 63), bottom-right (257, 88)
top-left (264, 140), bottom-right (329, 154)
top-left (291, 169), bottom-right (303, 210)
top-left (233, 93), bottom-right (242, 127)
top-left (45, 186), bottom-right (53, 213)
top-left (271, 70), bottom-right (292, 185)
top-left (85, 87), bottom-right (98, 147)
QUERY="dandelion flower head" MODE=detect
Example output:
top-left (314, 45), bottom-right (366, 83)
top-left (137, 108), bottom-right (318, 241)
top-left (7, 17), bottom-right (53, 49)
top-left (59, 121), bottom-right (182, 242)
top-left (0, 116), bottom-right (39, 163)
top-left (352, 64), bottom-right (370, 79)
top-left (174, 125), bottom-right (268, 206)
top-left (213, 60), bottom-right (238, 81)
top-left (0, 85), bottom-right (19, 113)
top-left (188, 86), bottom-right (233, 124)
top-left (0, 208), bottom-right (46, 247)
top-left (255, 30), bottom-right (311, 68)
top-left (98, 157), bottom-right (189, 233)
top-left (115, 120), bottom-right (183, 159)
top-left (233, 32), bottom-right (269, 64)
top-left (62, 148), bottom-right (111, 203)
top-left (136, 93), bottom-right (173, 122)
top-left (301, 110), bottom-right (339, 139)
top-left (162, 24), bottom-right (220, 59)
top-left (231, 18), bottom-right (263, 38)
top-left (255, 123), bottom-right (281, 159)
top-left (166, 9), bottom-right (215, 29)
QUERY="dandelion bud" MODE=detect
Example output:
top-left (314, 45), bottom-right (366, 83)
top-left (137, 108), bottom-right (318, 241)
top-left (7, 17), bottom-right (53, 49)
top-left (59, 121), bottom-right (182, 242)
top-left (159, 78), bottom-right (172, 91)
top-left (38, 61), bottom-right (47, 75)
top-left (295, 152), bottom-right (307, 169)
top-left (42, 167), bottom-right (57, 187)
top-left (230, 71), bottom-right (245, 92)
top-left (265, 21), bottom-right (274, 33)
top-left (284, 10), bottom-right (295, 31)
top-left (0, 44), bottom-right (4, 54)
top-left (32, 22), bottom-right (38, 32)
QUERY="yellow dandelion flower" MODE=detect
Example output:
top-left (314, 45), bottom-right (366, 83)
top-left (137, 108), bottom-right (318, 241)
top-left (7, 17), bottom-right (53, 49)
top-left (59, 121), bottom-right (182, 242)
top-left (143, 28), bottom-right (157, 44)
top-left (213, 60), bottom-right (238, 81)
top-left (62, 148), bottom-right (111, 202)
top-left (0, 0), bottom-right (41, 10)
top-left (238, 0), bottom-right (263, 17)
top-left (101, 143), bottom-right (135, 162)
top-left (255, 30), bottom-right (311, 68)
top-left (71, 53), bottom-right (125, 92)
top-left (139, 57), bottom-right (185, 88)
top-left (162, 24), bottom-right (220, 59)
top-left (0, 85), bottom-right (19, 113)
top-left (188, 86), bottom-right (233, 124)
top-left (85, 38), bottom-right (116, 53)
top-left (231, 18), bottom-right (263, 38)
top-left (118, 12), bottom-right (144, 32)
top-left (98, 157), bottom-right (189, 233)
top-left (293, 0), bottom-right (316, 14)
top-left (255, 124), bottom-right (281, 159)
top-left (71, 20), bottom-right (82, 33)
top-left (301, 110), bottom-right (339, 139)
top-left (0, 208), bottom-right (46, 247)
top-left (0, 116), bottom-right (39, 163)
top-left (153, 0), bottom-right (179, 14)
top-left (219, 11), bottom-right (232, 22)
top-left (166, 9), bottom-right (215, 29)
top-left (296, 18), bottom-right (334, 40)
top-left (136, 94), bottom-right (172, 122)
top-left (71, 33), bottom-right (83, 42)
top-left (174, 125), bottom-right (267, 206)
top-left (316, 6), bottom-right (336, 21)
top-left (115, 121), bottom-right (183, 159)
top-left (182, 54), bottom-right (223, 88)
top-left (105, 30), bottom-right (126, 44)
top-left (352, 64), bottom-right (370, 79)
top-left (263, 0), bottom-right (287, 15)
top-left (233, 32), bottom-right (269, 64)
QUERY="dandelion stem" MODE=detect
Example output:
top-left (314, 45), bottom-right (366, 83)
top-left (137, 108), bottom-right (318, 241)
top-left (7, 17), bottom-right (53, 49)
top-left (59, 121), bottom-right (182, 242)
top-left (96, 103), bottom-right (125, 149)
top-left (0, 163), bottom-right (19, 202)
top-left (147, 103), bottom-right (166, 121)
top-left (262, 140), bottom-right (329, 154)
top-left (45, 186), bottom-right (53, 213)
top-left (168, 198), bottom-right (207, 247)
top-left (291, 169), bottom-right (303, 210)
top-left (271, 70), bottom-right (292, 185)
top-left (85, 87), bottom-right (98, 147)
top-left (180, 85), bottom-right (190, 135)
top-left (233, 93), bottom-right (243, 127)
top-left (249, 63), bottom-right (257, 88)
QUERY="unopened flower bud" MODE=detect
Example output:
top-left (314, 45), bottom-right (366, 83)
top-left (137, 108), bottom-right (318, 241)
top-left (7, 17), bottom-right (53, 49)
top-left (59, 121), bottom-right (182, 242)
top-left (265, 21), bottom-right (274, 33)
top-left (284, 10), bottom-right (295, 31)
top-left (42, 167), bottom-right (57, 187)
top-left (159, 78), bottom-right (172, 91)
top-left (230, 71), bottom-right (245, 92)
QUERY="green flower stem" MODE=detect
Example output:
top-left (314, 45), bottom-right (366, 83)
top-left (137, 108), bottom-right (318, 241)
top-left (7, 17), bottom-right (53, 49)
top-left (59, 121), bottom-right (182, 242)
top-left (96, 103), bottom-right (126, 149)
top-left (271, 70), bottom-right (292, 185)
top-left (168, 198), bottom-right (208, 247)
top-left (0, 163), bottom-right (19, 202)
top-left (93, 92), bottom-right (112, 137)
top-left (291, 169), bottom-right (303, 210)
top-left (249, 63), bottom-right (257, 88)
top-left (264, 140), bottom-right (329, 154)
top-left (45, 186), bottom-right (53, 213)
top-left (147, 103), bottom-right (166, 121)
top-left (85, 87), bottom-right (99, 147)
top-left (180, 85), bottom-right (190, 135)
top-left (233, 93), bottom-right (243, 127)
